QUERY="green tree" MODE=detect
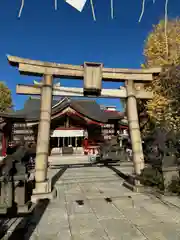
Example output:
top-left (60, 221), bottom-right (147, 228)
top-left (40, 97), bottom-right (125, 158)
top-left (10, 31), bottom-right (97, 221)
top-left (0, 82), bottom-right (13, 112)
top-left (141, 18), bottom-right (180, 132)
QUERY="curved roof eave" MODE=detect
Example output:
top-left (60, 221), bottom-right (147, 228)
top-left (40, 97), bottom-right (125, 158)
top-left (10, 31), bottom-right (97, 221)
top-left (3, 97), bottom-right (123, 124)
top-left (0, 112), bottom-right (26, 120)
top-left (25, 106), bottom-right (108, 125)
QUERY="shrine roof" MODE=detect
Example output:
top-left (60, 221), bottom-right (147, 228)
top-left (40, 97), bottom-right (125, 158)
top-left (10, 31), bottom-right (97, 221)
top-left (0, 97), bottom-right (124, 123)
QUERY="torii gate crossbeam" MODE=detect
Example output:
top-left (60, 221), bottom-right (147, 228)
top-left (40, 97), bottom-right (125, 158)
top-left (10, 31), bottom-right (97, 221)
top-left (16, 84), bottom-right (153, 99)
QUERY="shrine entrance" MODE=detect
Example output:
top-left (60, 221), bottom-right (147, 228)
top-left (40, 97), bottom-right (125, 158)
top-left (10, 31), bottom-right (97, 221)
top-left (50, 131), bottom-right (84, 155)
top-left (50, 136), bottom-right (84, 148)
top-left (7, 55), bottom-right (161, 200)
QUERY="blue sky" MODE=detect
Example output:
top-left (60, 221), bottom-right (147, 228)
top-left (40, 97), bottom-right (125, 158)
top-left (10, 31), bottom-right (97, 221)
top-left (0, 0), bottom-right (179, 111)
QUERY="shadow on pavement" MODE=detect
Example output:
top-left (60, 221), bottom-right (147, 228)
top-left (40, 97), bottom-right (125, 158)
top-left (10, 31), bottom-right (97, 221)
top-left (107, 165), bottom-right (135, 185)
top-left (51, 166), bottom-right (68, 188)
top-left (50, 161), bottom-right (121, 169)
top-left (7, 199), bottom-right (50, 240)
top-left (1, 167), bottom-right (69, 239)
top-left (50, 162), bottom-right (94, 169)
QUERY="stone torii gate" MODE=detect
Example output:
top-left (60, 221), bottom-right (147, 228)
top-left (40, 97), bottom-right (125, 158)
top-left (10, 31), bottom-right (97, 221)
top-left (7, 55), bottom-right (161, 200)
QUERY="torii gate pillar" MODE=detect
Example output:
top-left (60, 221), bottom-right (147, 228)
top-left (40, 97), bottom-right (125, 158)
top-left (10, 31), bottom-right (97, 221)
top-left (33, 74), bottom-right (53, 196)
top-left (126, 80), bottom-right (144, 175)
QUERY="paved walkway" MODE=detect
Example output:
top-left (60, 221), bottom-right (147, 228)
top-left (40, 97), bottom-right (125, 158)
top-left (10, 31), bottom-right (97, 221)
top-left (27, 165), bottom-right (180, 240)
top-left (48, 154), bottom-right (89, 166)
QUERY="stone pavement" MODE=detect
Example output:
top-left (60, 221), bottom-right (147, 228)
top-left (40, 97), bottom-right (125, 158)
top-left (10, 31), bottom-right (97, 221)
top-left (27, 165), bottom-right (180, 240)
top-left (48, 154), bottom-right (89, 166)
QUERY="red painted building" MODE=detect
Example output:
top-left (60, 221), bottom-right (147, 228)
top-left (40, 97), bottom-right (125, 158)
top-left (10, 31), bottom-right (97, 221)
top-left (0, 97), bottom-right (127, 156)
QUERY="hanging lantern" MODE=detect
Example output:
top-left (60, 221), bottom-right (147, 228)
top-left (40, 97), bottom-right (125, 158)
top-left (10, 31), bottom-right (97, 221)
top-left (83, 62), bottom-right (103, 96)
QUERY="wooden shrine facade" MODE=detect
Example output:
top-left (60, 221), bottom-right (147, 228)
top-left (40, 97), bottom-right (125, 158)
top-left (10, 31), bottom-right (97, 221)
top-left (0, 97), bottom-right (125, 156)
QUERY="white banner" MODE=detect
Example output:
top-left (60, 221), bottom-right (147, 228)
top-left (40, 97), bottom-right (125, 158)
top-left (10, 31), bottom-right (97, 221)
top-left (51, 129), bottom-right (85, 137)
top-left (65, 0), bottom-right (87, 12)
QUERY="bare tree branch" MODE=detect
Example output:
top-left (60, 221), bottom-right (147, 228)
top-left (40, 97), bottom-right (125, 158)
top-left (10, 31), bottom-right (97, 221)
top-left (140, 117), bottom-right (150, 132)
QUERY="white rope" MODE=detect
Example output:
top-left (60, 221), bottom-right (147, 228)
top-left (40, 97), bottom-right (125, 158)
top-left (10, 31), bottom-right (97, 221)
top-left (111, 0), bottom-right (114, 19)
top-left (90, 0), bottom-right (96, 21)
top-left (164, 0), bottom-right (169, 59)
top-left (18, 0), bottom-right (24, 18)
top-left (153, 0), bottom-right (155, 3)
top-left (138, 0), bottom-right (145, 23)
top-left (55, 0), bottom-right (57, 10)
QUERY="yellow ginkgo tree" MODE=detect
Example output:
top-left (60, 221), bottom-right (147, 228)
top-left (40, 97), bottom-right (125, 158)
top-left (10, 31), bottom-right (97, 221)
top-left (0, 82), bottom-right (13, 112)
top-left (140, 18), bottom-right (180, 133)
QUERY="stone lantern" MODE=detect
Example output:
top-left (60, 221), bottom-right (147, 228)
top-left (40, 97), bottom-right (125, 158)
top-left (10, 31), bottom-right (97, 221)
top-left (83, 62), bottom-right (103, 96)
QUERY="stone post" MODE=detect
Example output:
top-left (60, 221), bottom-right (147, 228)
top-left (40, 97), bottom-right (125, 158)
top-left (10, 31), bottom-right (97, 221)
top-left (34, 74), bottom-right (53, 194)
top-left (126, 80), bottom-right (144, 175)
top-left (162, 166), bottom-right (180, 192)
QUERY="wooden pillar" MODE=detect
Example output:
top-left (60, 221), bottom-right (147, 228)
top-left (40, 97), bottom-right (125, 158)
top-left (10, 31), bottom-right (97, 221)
top-left (126, 80), bottom-right (144, 175)
top-left (119, 136), bottom-right (122, 147)
top-left (69, 137), bottom-right (72, 146)
top-left (58, 137), bottom-right (60, 148)
top-left (66, 116), bottom-right (69, 128)
top-left (34, 74), bottom-right (53, 194)
top-left (2, 132), bottom-right (6, 157)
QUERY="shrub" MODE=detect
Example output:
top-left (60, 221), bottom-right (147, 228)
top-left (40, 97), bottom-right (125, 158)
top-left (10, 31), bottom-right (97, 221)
top-left (167, 177), bottom-right (180, 194)
top-left (139, 166), bottom-right (180, 194)
top-left (139, 167), bottom-right (164, 190)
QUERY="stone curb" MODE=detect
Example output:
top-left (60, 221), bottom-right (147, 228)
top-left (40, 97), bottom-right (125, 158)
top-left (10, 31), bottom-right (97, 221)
top-left (152, 192), bottom-right (180, 210)
top-left (123, 180), bottom-right (180, 210)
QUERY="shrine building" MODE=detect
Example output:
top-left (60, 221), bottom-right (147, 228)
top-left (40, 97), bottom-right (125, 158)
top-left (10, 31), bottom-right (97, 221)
top-left (0, 97), bottom-right (128, 156)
